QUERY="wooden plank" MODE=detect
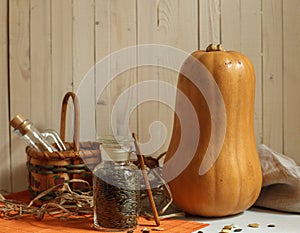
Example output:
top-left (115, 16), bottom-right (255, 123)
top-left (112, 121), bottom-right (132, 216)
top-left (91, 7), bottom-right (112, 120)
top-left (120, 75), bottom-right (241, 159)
top-left (95, 0), bottom-right (110, 137)
top-left (240, 0), bottom-right (262, 145)
top-left (262, 0), bottom-right (283, 152)
top-left (221, 0), bottom-right (262, 145)
top-left (9, 0), bottom-right (31, 192)
top-left (138, 0), bottom-right (198, 156)
top-left (220, 0), bottom-right (241, 51)
top-left (199, 0), bottom-right (221, 49)
top-left (30, 0), bottom-right (52, 131)
top-left (0, 0), bottom-right (11, 192)
top-left (137, 0), bottom-right (169, 156)
top-left (73, 0), bottom-right (95, 141)
top-left (283, 0), bottom-right (300, 164)
top-left (95, 0), bottom-right (137, 139)
top-left (51, 0), bottom-right (73, 139)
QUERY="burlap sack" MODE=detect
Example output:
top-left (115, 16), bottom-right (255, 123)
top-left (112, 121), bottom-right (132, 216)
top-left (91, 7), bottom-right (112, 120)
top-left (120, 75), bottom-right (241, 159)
top-left (255, 144), bottom-right (300, 213)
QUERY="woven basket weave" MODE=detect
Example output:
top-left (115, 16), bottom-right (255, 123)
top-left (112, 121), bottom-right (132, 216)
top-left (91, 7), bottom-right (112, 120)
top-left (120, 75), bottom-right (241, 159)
top-left (26, 92), bottom-right (101, 199)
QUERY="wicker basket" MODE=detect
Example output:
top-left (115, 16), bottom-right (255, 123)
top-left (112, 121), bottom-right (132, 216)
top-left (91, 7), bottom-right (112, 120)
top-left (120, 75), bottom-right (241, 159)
top-left (26, 92), bottom-right (101, 199)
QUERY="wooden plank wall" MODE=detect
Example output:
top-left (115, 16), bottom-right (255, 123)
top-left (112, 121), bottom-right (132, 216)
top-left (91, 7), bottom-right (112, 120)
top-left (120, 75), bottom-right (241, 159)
top-left (262, 0), bottom-right (283, 153)
top-left (0, 0), bottom-right (11, 192)
top-left (9, 0), bottom-right (31, 192)
top-left (0, 0), bottom-right (299, 192)
top-left (137, 0), bottom-right (198, 156)
top-left (95, 0), bottom-right (137, 140)
top-left (283, 0), bottom-right (300, 161)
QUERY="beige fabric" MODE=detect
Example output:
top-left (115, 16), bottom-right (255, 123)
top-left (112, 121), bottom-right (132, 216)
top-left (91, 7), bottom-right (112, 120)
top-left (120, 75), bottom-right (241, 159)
top-left (255, 144), bottom-right (300, 213)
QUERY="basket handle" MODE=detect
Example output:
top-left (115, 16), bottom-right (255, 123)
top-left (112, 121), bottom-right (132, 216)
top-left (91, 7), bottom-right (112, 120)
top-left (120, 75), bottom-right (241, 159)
top-left (60, 92), bottom-right (80, 152)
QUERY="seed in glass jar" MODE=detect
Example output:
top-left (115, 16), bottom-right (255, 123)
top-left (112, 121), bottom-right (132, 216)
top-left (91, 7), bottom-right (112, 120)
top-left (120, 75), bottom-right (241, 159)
top-left (248, 223), bottom-right (259, 228)
top-left (267, 224), bottom-right (276, 228)
top-left (94, 164), bottom-right (139, 230)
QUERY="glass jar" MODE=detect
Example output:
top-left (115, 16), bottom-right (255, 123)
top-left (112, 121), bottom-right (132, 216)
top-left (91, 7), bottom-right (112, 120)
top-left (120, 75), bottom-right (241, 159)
top-left (10, 114), bottom-right (57, 152)
top-left (93, 135), bottom-right (140, 232)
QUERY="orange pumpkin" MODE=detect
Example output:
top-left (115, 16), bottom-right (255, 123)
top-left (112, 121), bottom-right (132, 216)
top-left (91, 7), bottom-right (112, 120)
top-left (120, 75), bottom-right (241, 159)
top-left (162, 44), bottom-right (262, 217)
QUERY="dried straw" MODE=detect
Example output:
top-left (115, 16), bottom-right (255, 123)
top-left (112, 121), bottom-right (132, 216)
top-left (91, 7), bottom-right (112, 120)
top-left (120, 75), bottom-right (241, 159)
top-left (0, 179), bottom-right (93, 220)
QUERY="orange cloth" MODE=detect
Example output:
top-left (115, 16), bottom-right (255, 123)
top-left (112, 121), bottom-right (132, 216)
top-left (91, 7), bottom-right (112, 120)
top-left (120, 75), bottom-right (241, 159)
top-left (1, 191), bottom-right (208, 233)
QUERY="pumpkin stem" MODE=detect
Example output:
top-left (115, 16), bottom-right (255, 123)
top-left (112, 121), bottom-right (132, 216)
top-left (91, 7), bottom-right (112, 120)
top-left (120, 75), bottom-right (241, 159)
top-left (206, 44), bottom-right (226, 52)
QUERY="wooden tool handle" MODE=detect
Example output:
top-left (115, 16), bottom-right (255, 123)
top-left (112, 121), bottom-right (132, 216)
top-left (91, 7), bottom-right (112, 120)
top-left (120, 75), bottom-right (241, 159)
top-left (132, 133), bottom-right (160, 226)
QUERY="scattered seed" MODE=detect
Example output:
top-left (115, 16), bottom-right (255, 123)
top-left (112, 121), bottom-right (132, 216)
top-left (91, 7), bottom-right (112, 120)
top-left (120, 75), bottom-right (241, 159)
top-left (233, 229), bottom-right (242, 232)
top-left (267, 224), bottom-right (276, 228)
top-left (197, 231), bottom-right (204, 233)
top-left (223, 225), bottom-right (234, 230)
top-left (152, 227), bottom-right (165, 231)
top-left (142, 227), bottom-right (150, 233)
top-left (220, 229), bottom-right (231, 233)
top-left (248, 223), bottom-right (259, 228)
